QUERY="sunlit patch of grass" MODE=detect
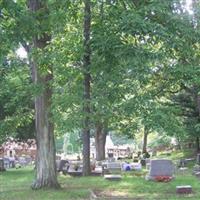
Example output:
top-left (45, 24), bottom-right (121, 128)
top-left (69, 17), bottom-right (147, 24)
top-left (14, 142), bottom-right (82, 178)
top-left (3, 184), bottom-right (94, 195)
top-left (157, 149), bottom-right (195, 161)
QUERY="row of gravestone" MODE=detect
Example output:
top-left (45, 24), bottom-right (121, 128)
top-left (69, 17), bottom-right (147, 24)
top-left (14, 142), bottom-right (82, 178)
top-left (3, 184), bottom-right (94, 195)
top-left (104, 159), bottom-right (193, 194)
top-left (105, 157), bottom-right (197, 181)
top-left (149, 154), bottom-right (200, 180)
top-left (178, 153), bottom-right (200, 168)
top-left (0, 156), bottom-right (33, 171)
top-left (104, 159), bottom-right (174, 181)
top-left (119, 153), bottom-right (200, 178)
top-left (56, 155), bottom-right (200, 179)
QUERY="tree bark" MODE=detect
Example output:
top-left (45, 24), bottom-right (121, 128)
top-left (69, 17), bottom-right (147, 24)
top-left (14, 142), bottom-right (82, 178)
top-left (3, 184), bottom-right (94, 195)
top-left (196, 137), bottom-right (200, 152)
top-left (28, 0), bottom-right (59, 189)
top-left (142, 126), bottom-right (149, 154)
top-left (82, 0), bottom-right (91, 176)
top-left (197, 94), bottom-right (200, 152)
top-left (95, 123), bottom-right (107, 161)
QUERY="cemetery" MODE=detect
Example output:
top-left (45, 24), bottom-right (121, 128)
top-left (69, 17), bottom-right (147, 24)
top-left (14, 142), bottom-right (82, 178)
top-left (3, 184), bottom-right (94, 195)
top-left (1, 0), bottom-right (200, 199)
top-left (1, 135), bottom-right (200, 199)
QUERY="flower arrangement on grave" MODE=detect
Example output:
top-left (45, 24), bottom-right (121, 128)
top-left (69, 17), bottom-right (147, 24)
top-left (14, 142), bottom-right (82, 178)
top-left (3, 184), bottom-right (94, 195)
top-left (154, 175), bottom-right (172, 182)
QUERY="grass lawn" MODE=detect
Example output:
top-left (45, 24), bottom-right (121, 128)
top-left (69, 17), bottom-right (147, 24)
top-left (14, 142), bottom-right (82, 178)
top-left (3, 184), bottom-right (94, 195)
top-left (0, 166), bottom-right (200, 200)
top-left (157, 149), bottom-right (195, 161)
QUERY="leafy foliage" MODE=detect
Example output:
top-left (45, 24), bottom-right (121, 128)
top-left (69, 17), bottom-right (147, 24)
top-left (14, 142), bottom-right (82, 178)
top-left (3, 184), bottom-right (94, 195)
top-left (0, 54), bottom-right (35, 143)
top-left (1, 0), bottom-right (200, 152)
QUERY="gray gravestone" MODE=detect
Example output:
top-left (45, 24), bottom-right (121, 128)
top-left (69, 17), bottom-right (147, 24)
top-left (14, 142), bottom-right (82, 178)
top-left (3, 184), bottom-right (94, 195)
top-left (176, 185), bottom-right (192, 194)
top-left (3, 157), bottom-right (10, 168)
top-left (146, 159), bottom-right (174, 180)
top-left (103, 161), bottom-right (122, 175)
top-left (0, 158), bottom-right (5, 171)
top-left (197, 154), bottom-right (200, 164)
top-left (106, 162), bottom-right (121, 174)
top-left (104, 174), bottom-right (122, 181)
top-left (57, 159), bottom-right (69, 172)
top-left (193, 165), bottom-right (200, 175)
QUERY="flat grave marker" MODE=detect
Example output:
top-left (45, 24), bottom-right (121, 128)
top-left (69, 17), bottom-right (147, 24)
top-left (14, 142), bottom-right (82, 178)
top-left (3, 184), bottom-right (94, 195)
top-left (176, 185), bottom-right (192, 194)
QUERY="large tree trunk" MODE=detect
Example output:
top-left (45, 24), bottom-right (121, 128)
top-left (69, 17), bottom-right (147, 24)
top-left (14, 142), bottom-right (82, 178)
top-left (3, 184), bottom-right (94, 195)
top-left (82, 0), bottom-right (91, 176)
top-left (28, 0), bottom-right (59, 189)
top-left (95, 123), bottom-right (107, 161)
top-left (142, 126), bottom-right (149, 154)
top-left (196, 94), bottom-right (200, 152)
top-left (196, 137), bottom-right (200, 152)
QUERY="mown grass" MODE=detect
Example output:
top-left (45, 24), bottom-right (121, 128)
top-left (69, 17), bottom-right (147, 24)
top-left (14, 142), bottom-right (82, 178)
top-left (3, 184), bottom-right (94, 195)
top-left (0, 166), bottom-right (200, 200)
top-left (157, 149), bottom-right (195, 161)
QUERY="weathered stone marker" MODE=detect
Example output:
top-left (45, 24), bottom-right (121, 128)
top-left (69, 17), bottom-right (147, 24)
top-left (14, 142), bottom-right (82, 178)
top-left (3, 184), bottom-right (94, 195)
top-left (195, 171), bottom-right (200, 177)
top-left (178, 167), bottom-right (188, 175)
top-left (104, 174), bottom-right (122, 181)
top-left (176, 185), bottom-right (192, 194)
top-left (146, 159), bottom-right (174, 180)
top-left (0, 158), bottom-right (5, 171)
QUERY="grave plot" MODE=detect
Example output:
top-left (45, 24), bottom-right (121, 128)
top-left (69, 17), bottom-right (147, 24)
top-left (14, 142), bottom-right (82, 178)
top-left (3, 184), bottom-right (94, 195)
top-left (103, 161), bottom-right (122, 180)
top-left (90, 189), bottom-right (140, 200)
top-left (146, 159), bottom-right (174, 181)
top-left (176, 185), bottom-right (192, 194)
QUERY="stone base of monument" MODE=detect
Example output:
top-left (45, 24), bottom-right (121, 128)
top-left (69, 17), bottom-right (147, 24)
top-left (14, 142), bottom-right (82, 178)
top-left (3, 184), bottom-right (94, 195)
top-left (176, 185), bottom-right (192, 194)
top-left (104, 174), bottom-right (122, 181)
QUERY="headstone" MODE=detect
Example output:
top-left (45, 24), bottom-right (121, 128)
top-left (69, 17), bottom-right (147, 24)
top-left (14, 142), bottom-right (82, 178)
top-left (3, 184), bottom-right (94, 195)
top-left (9, 157), bottom-right (15, 168)
top-left (133, 156), bottom-right (139, 162)
top-left (108, 157), bottom-right (115, 162)
top-left (108, 152), bottom-right (115, 162)
top-left (193, 165), bottom-right (200, 175)
top-left (131, 162), bottom-right (142, 171)
top-left (67, 164), bottom-right (82, 176)
top-left (152, 150), bottom-right (157, 157)
top-left (25, 156), bottom-right (32, 165)
top-left (195, 172), bottom-right (200, 177)
top-left (106, 162), bottom-right (121, 174)
top-left (179, 159), bottom-right (186, 167)
top-left (176, 185), bottom-right (192, 194)
top-left (108, 153), bottom-right (114, 158)
top-left (18, 157), bottom-right (27, 166)
top-left (58, 159), bottom-right (69, 172)
top-left (185, 158), bottom-right (195, 162)
top-left (140, 159), bottom-right (146, 166)
top-left (178, 167), bottom-right (188, 175)
top-left (146, 163), bottom-right (150, 170)
top-left (145, 159), bottom-right (151, 170)
top-left (145, 158), bottom-right (150, 165)
top-left (0, 158), bottom-right (5, 171)
top-left (146, 159), bottom-right (174, 180)
top-left (104, 174), bottom-right (122, 181)
top-left (3, 157), bottom-right (10, 168)
top-left (103, 161), bottom-right (122, 176)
